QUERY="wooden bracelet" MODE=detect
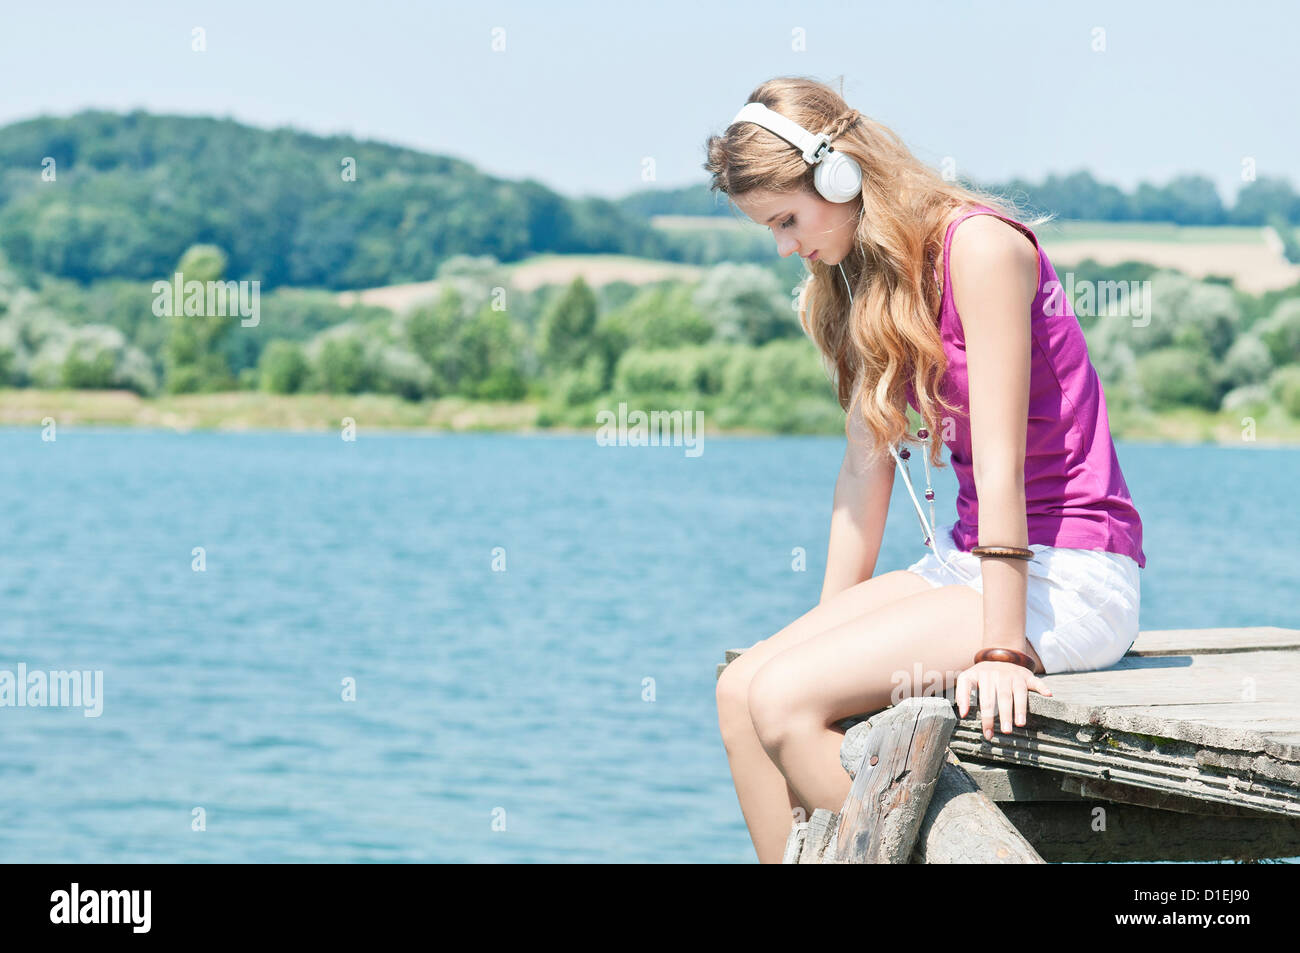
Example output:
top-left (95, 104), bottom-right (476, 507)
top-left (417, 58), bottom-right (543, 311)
top-left (970, 545), bottom-right (1035, 560)
top-left (973, 647), bottom-right (1036, 670)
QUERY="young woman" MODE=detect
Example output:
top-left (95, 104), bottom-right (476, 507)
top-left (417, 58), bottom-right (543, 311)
top-left (704, 76), bottom-right (1146, 863)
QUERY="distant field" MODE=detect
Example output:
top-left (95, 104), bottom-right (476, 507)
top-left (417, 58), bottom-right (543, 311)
top-left (4, 389), bottom-right (1300, 447)
top-left (332, 219), bottom-right (1300, 311)
top-left (651, 215), bottom-right (1300, 293)
top-left (1039, 220), bottom-right (1271, 243)
top-left (336, 254), bottom-right (705, 312)
top-left (650, 214), bottom-right (748, 231)
top-left (1039, 222), bottom-right (1298, 293)
top-left (503, 254), bottom-right (705, 292)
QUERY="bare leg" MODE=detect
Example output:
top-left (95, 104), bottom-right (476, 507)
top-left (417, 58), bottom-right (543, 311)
top-left (715, 570), bottom-right (936, 863)
top-left (747, 583), bottom-right (1045, 812)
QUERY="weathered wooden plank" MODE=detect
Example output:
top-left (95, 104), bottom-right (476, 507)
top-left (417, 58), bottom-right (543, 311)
top-left (956, 761), bottom-right (1088, 802)
top-left (998, 800), bottom-right (1300, 862)
top-left (830, 697), bottom-right (955, 863)
top-left (1262, 733), bottom-right (1300, 761)
top-left (952, 756), bottom-right (1289, 816)
top-left (798, 809), bottom-right (838, 864)
top-left (821, 822), bottom-right (840, 863)
top-left (1057, 774), bottom-right (1287, 817)
top-left (782, 821), bottom-right (807, 864)
top-left (1084, 702), bottom-right (1300, 762)
top-left (952, 718), bottom-right (1300, 789)
top-left (781, 812), bottom-right (846, 864)
top-left (948, 721), bottom-right (1300, 815)
top-left (983, 652), bottom-right (1300, 765)
top-left (1023, 651), bottom-right (1300, 716)
top-left (1129, 626), bottom-right (1300, 655)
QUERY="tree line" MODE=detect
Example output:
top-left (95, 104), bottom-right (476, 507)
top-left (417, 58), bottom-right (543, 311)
top-left (2, 246), bottom-right (1299, 431)
top-left (3, 111), bottom-right (1299, 295)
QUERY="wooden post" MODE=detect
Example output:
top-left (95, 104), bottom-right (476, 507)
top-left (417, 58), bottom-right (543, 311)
top-left (911, 752), bottom-right (1046, 863)
top-left (782, 821), bottom-right (808, 864)
top-left (828, 697), bottom-right (956, 863)
top-left (839, 710), bottom-right (1046, 862)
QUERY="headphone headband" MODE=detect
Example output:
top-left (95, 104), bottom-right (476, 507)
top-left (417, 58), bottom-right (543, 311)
top-left (729, 102), bottom-right (832, 166)
top-left (728, 100), bottom-right (863, 203)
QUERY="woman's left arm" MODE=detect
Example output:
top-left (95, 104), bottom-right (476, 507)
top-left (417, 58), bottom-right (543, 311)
top-left (948, 217), bottom-right (1053, 739)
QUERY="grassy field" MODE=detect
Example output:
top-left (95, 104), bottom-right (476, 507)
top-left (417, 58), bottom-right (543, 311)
top-left (1107, 403), bottom-right (1300, 446)
top-left (1040, 221), bottom-right (1272, 243)
top-left (3, 389), bottom-right (1299, 446)
top-left (336, 253), bottom-right (707, 311)
top-left (0, 389), bottom-right (542, 434)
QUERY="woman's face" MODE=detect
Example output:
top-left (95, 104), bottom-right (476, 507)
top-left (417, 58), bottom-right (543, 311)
top-left (732, 187), bottom-right (860, 265)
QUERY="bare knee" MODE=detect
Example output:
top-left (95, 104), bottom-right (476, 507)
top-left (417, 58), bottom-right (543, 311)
top-left (715, 656), bottom-right (760, 750)
top-left (747, 661), bottom-right (817, 756)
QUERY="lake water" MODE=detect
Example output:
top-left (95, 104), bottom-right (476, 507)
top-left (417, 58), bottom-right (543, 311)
top-left (1, 427), bottom-right (1297, 863)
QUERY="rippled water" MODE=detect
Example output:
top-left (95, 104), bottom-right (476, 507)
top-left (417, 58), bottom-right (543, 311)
top-left (1, 427), bottom-right (1296, 862)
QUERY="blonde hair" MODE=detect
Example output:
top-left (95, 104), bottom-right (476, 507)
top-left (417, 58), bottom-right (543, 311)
top-left (703, 75), bottom-right (1051, 466)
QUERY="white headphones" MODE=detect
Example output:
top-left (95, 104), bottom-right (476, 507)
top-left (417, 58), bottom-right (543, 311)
top-left (728, 101), bottom-right (863, 203)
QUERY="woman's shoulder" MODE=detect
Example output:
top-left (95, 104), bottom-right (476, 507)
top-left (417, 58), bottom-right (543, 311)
top-left (946, 210), bottom-right (1040, 308)
top-left (936, 205), bottom-right (1037, 278)
top-left (949, 208), bottom-right (1039, 260)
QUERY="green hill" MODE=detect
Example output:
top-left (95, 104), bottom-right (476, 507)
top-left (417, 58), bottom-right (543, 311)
top-left (0, 110), bottom-right (669, 290)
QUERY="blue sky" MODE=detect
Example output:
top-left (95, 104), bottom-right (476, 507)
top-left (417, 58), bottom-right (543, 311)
top-left (1, 0), bottom-right (1295, 205)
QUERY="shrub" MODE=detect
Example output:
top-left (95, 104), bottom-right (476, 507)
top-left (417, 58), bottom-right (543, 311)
top-left (308, 328), bottom-right (370, 394)
top-left (1220, 384), bottom-right (1270, 413)
top-left (1218, 334), bottom-right (1273, 390)
top-left (1267, 364), bottom-right (1300, 418)
top-left (722, 338), bottom-right (832, 402)
top-left (613, 345), bottom-right (730, 396)
top-left (53, 325), bottom-right (158, 394)
top-left (1134, 347), bottom-right (1219, 410)
top-left (259, 340), bottom-right (310, 394)
top-left (692, 263), bottom-right (800, 345)
top-left (1256, 299), bottom-right (1300, 367)
top-left (370, 346), bottom-right (433, 401)
top-left (607, 284), bottom-right (714, 352)
top-left (1088, 271), bottom-right (1241, 367)
top-left (553, 352), bottom-right (605, 406)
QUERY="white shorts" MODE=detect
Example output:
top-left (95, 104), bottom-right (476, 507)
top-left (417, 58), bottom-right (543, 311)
top-left (904, 536), bottom-right (1141, 675)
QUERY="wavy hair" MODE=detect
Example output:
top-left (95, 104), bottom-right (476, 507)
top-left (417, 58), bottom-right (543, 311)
top-left (703, 75), bottom-right (1051, 467)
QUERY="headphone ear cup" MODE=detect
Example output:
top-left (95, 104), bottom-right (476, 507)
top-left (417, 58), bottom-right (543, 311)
top-left (814, 152), bottom-right (863, 203)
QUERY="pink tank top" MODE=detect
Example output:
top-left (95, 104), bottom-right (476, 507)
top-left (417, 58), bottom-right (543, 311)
top-left (907, 204), bottom-right (1146, 568)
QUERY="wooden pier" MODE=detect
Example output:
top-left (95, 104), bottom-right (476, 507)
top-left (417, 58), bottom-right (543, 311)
top-left (716, 626), bottom-right (1300, 863)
